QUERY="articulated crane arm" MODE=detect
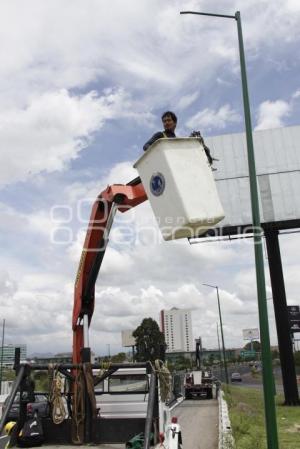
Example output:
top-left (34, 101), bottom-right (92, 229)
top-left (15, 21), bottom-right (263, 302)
top-left (72, 177), bottom-right (147, 364)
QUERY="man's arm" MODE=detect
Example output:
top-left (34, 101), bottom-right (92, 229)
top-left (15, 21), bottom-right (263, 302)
top-left (143, 132), bottom-right (164, 151)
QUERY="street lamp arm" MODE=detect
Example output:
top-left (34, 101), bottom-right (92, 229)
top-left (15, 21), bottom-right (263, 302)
top-left (202, 283), bottom-right (217, 290)
top-left (180, 11), bottom-right (236, 20)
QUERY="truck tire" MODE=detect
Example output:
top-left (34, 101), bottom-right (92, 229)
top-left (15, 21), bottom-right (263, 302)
top-left (206, 390), bottom-right (213, 399)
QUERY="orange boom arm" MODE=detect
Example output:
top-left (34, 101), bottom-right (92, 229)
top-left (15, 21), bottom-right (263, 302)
top-left (72, 178), bottom-right (147, 363)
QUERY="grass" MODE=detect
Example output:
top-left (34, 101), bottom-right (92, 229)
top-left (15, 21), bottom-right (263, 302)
top-left (223, 385), bottom-right (300, 449)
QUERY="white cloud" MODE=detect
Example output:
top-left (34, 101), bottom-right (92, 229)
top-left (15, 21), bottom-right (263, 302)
top-left (255, 87), bottom-right (300, 130)
top-left (186, 104), bottom-right (241, 131)
top-left (1, 0), bottom-right (300, 355)
top-left (0, 270), bottom-right (18, 297)
top-left (255, 100), bottom-right (291, 130)
top-left (0, 1), bottom-right (258, 116)
top-left (0, 1), bottom-right (299, 112)
top-left (286, 0), bottom-right (300, 13)
top-left (0, 157), bottom-right (280, 353)
top-left (0, 89), bottom-right (127, 186)
top-left (176, 92), bottom-right (199, 111)
top-left (292, 90), bottom-right (300, 99)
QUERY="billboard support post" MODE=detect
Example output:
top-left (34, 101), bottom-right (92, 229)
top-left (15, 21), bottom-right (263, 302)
top-left (180, 9), bottom-right (279, 449)
top-left (265, 229), bottom-right (300, 405)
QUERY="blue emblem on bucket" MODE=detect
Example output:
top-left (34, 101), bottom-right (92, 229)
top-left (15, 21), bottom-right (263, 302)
top-left (150, 172), bottom-right (165, 196)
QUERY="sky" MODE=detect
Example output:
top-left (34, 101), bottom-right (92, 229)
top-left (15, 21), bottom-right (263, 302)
top-left (1, 0), bottom-right (300, 356)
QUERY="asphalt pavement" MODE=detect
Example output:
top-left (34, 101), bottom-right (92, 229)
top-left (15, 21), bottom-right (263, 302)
top-left (0, 435), bottom-right (8, 449)
top-left (173, 399), bottom-right (218, 449)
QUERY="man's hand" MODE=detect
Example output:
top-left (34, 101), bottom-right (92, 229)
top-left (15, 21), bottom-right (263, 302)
top-left (190, 130), bottom-right (203, 139)
top-left (190, 130), bottom-right (214, 166)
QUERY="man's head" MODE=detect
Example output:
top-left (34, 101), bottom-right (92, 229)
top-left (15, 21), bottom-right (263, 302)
top-left (161, 111), bottom-right (177, 132)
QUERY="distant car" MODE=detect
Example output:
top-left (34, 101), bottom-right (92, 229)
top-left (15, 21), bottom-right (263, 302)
top-left (3, 392), bottom-right (49, 421)
top-left (231, 372), bottom-right (242, 382)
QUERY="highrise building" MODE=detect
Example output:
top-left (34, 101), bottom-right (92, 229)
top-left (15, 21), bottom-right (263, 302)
top-left (0, 344), bottom-right (27, 367)
top-left (160, 308), bottom-right (193, 352)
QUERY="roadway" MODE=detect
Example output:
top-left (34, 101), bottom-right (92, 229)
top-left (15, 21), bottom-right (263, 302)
top-left (0, 396), bottom-right (219, 449)
top-left (0, 435), bottom-right (8, 449)
top-left (173, 399), bottom-right (219, 449)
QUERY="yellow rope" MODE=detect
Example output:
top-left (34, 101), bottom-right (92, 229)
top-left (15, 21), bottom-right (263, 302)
top-left (71, 368), bottom-right (85, 445)
top-left (154, 360), bottom-right (172, 403)
top-left (49, 369), bottom-right (66, 425)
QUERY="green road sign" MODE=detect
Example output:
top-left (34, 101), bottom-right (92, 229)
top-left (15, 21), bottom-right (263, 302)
top-left (241, 350), bottom-right (256, 357)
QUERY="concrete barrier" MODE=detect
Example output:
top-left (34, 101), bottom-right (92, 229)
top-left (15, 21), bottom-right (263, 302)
top-left (218, 390), bottom-right (234, 449)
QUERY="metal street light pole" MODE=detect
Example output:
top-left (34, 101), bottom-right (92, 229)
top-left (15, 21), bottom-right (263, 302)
top-left (203, 284), bottom-right (228, 384)
top-left (181, 10), bottom-right (279, 449)
top-left (0, 319), bottom-right (5, 395)
top-left (216, 323), bottom-right (223, 381)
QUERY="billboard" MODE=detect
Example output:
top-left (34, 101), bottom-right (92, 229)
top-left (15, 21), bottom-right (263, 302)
top-left (287, 306), bottom-right (300, 333)
top-left (121, 330), bottom-right (136, 347)
top-left (243, 328), bottom-right (260, 340)
top-left (198, 125), bottom-right (300, 237)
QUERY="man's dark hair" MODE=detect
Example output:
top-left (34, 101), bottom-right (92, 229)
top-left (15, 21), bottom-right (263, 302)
top-left (161, 111), bottom-right (177, 123)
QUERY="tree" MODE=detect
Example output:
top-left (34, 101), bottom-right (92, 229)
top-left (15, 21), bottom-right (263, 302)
top-left (170, 355), bottom-right (192, 371)
top-left (244, 340), bottom-right (261, 351)
top-left (2, 368), bottom-right (15, 381)
top-left (33, 371), bottom-right (49, 391)
top-left (208, 354), bottom-right (215, 366)
top-left (133, 318), bottom-right (166, 362)
top-left (111, 352), bottom-right (127, 363)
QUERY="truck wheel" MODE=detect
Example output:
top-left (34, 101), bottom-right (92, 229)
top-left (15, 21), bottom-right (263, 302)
top-left (207, 391), bottom-right (213, 399)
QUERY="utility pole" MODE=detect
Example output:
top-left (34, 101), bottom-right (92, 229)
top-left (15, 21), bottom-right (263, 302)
top-left (217, 323), bottom-right (223, 381)
top-left (0, 319), bottom-right (5, 395)
top-left (181, 10), bottom-right (279, 449)
top-left (203, 283), bottom-right (229, 384)
top-left (216, 286), bottom-right (229, 384)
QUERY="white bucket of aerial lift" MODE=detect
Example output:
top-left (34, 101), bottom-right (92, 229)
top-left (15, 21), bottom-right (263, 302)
top-left (133, 137), bottom-right (225, 240)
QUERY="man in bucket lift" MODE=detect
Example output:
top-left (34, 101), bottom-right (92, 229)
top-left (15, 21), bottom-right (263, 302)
top-left (143, 111), bottom-right (177, 151)
top-left (143, 110), bottom-right (214, 165)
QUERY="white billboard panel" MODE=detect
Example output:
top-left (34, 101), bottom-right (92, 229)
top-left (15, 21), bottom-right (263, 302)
top-left (243, 328), bottom-right (260, 340)
top-left (203, 125), bottom-right (300, 235)
top-left (121, 330), bottom-right (136, 347)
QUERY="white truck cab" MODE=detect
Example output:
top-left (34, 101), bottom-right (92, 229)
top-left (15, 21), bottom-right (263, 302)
top-left (94, 365), bottom-right (181, 449)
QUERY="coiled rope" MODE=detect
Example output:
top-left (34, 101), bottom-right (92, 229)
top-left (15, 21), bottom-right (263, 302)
top-left (49, 366), bottom-right (66, 425)
top-left (71, 368), bottom-right (85, 445)
top-left (154, 360), bottom-right (172, 403)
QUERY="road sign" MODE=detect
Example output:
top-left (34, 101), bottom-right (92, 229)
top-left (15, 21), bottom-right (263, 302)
top-left (243, 328), bottom-right (259, 340)
top-left (121, 330), bottom-right (136, 347)
top-left (287, 306), bottom-right (300, 334)
top-left (241, 350), bottom-right (256, 358)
